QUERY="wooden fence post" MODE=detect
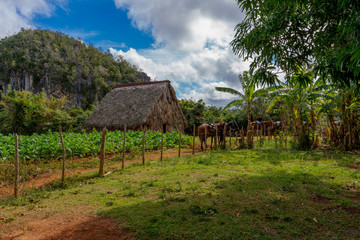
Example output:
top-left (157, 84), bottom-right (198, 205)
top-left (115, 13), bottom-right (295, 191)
top-left (229, 128), bottom-right (232, 148)
top-left (223, 124), bottom-right (227, 147)
top-left (99, 127), bottom-right (107, 176)
top-left (236, 131), bottom-right (238, 146)
top-left (178, 128), bottom-right (182, 157)
top-left (241, 126), bottom-right (245, 144)
top-left (204, 126), bottom-right (207, 152)
top-left (14, 134), bottom-right (19, 198)
top-left (192, 124), bottom-right (195, 155)
top-left (215, 125), bottom-right (218, 148)
top-left (160, 126), bottom-right (164, 161)
top-left (59, 129), bottom-right (66, 186)
top-left (122, 125), bottom-right (126, 169)
top-left (142, 125), bottom-right (146, 165)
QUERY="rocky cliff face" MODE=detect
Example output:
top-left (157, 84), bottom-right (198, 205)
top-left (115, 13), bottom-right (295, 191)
top-left (0, 29), bottom-right (151, 108)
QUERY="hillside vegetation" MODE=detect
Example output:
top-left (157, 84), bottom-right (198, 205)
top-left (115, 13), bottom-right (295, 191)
top-left (0, 29), bottom-right (150, 108)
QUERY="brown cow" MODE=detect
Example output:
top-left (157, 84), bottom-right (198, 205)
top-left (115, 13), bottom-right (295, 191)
top-left (198, 123), bottom-right (216, 150)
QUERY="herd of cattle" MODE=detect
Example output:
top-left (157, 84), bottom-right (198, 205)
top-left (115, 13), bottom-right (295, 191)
top-left (198, 120), bottom-right (284, 150)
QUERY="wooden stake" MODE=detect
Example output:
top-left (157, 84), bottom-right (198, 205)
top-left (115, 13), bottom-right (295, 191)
top-left (142, 125), bottom-right (146, 165)
top-left (99, 127), bottom-right (107, 176)
top-left (160, 126), bottom-right (164, 161)
top-left (59, 129), bottom-right (66, 186)
top-left (223, 124), bottom-right (227, 146)
top-left (236, 132), bottom-right (238, 146)
top-left (241, 126), bottom-right (244, 143)
top-left (14, 134), bottom-right (19, 198)
top-left (215, 125), bottom-right (218, 147)
top-left (229, 128), bottom-right (232, 148)
top-left (178, 128), bottom-right (182, 157)
top-left (122, 125), bottom-right (126, 169)
top-left (192, 124), bottom-right (195, 155)
top-left (204, 125), bottom-right (207, 152)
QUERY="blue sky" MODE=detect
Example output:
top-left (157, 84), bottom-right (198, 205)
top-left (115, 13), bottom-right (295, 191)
top-left (0, 0), bottom-right (250, 106)
top-left (32, 0), bottom-right (154, 50)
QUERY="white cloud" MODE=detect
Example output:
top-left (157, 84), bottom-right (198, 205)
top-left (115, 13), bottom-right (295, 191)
top-left (110, 45), bottom-right (250, 106)
top-left (112, 0), bottom-right (249, 106)
top-left (114, 0), bottom-right (242, 51)
top-left (0, 0), bottom-right (64, 39)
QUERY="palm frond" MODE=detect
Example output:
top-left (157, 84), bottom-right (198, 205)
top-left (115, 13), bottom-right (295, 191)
top-left (215, 87), bottom-right (243, 97)
top-left (266, 95), bottom-right (283, 113)
top-left (224, 99), bottom-right (244, 110)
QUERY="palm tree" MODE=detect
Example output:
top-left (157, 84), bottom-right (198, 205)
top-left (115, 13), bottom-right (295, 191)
top-left (215, 71), bottom-right (267, 127)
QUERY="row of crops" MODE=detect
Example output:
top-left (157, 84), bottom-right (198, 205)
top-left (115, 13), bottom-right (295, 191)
top-left (0, 130), bottom-right (192, 163)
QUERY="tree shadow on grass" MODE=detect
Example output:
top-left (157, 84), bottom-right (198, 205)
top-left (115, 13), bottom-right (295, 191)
top-left (235, 148), bottom-right (360, 170)
top-left (101, 170), bottom-right (360, 240)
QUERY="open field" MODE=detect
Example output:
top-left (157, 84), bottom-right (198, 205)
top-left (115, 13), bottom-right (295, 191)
top-left (1, 142), bottom-right (360, 239)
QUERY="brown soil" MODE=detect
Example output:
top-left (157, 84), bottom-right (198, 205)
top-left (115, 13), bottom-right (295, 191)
top-left (346, 194), bottom-right (360, 204)
top-left (309, 195), bottom-right (332, 204)
top-left (0, 214), bottom-right (134, 240)
top-left (0, 148), bottom-right (199, 198)
top-left (350, 162), bottom-right (360, 170)
top-left (343, 206), bottom-right (360, 216)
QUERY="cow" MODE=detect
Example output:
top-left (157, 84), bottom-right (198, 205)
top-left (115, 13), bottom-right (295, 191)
top-left (198, 123), bottom-right (216, 150)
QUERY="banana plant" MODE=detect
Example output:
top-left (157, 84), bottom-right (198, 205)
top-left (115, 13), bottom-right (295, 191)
top-left (215, 71), bottom-right (267, 126)
top-left (266, 67), bottom-right (333, 149)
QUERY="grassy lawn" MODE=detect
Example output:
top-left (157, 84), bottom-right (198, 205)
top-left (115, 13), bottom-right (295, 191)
top-left (1, 142), bottom-right (360, 239)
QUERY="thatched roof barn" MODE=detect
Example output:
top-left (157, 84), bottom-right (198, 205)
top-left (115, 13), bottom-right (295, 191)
top-left (85, 80), bottom-right (187, 132)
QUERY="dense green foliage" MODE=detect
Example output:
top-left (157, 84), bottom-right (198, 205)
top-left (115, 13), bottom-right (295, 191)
top-left (231, 1), bottom-right (360, 150)
top-left (232, 0), bottom-right (360, 88)
top-left (0, 29), bottom-right (150, 108)
top-left (0, 130), bottom-right (191, 163)
top-left (263, 67), bottom-right (360, 150)
top-left (0, 90), bottom-right (92, 135)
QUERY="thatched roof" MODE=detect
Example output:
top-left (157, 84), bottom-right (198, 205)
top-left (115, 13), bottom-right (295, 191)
top-left (85, 80), bottom-right (187, 132)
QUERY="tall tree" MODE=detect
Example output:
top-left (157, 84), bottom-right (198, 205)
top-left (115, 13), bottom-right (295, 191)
top-left (231, 0), bottom-right (360, 88)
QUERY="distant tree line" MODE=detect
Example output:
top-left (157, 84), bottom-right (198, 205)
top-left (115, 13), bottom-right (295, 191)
top-left (0, 90), bottom-right (92, 135)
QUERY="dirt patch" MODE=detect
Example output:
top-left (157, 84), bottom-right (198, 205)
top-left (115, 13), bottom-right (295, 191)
top-left (346, 194), bottom-right (360, 204)
top-left (343, 206), bottom-right (360, 216)
top-left (343, 185), bottom-right (360, 193)
top-left (0, 214), bottom-right (134, 240)
top-left (309, 195), bottom-right (332, 204)
top-left (350, 163), bottom-right (360, 170)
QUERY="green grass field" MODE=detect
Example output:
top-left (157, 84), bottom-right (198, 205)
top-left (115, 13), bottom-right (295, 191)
top-left (1, 142), bottom-right (359, 239)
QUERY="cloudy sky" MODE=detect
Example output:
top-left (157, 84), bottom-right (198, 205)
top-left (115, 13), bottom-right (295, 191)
top-left (0, 0), bottom-right (249, 106)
